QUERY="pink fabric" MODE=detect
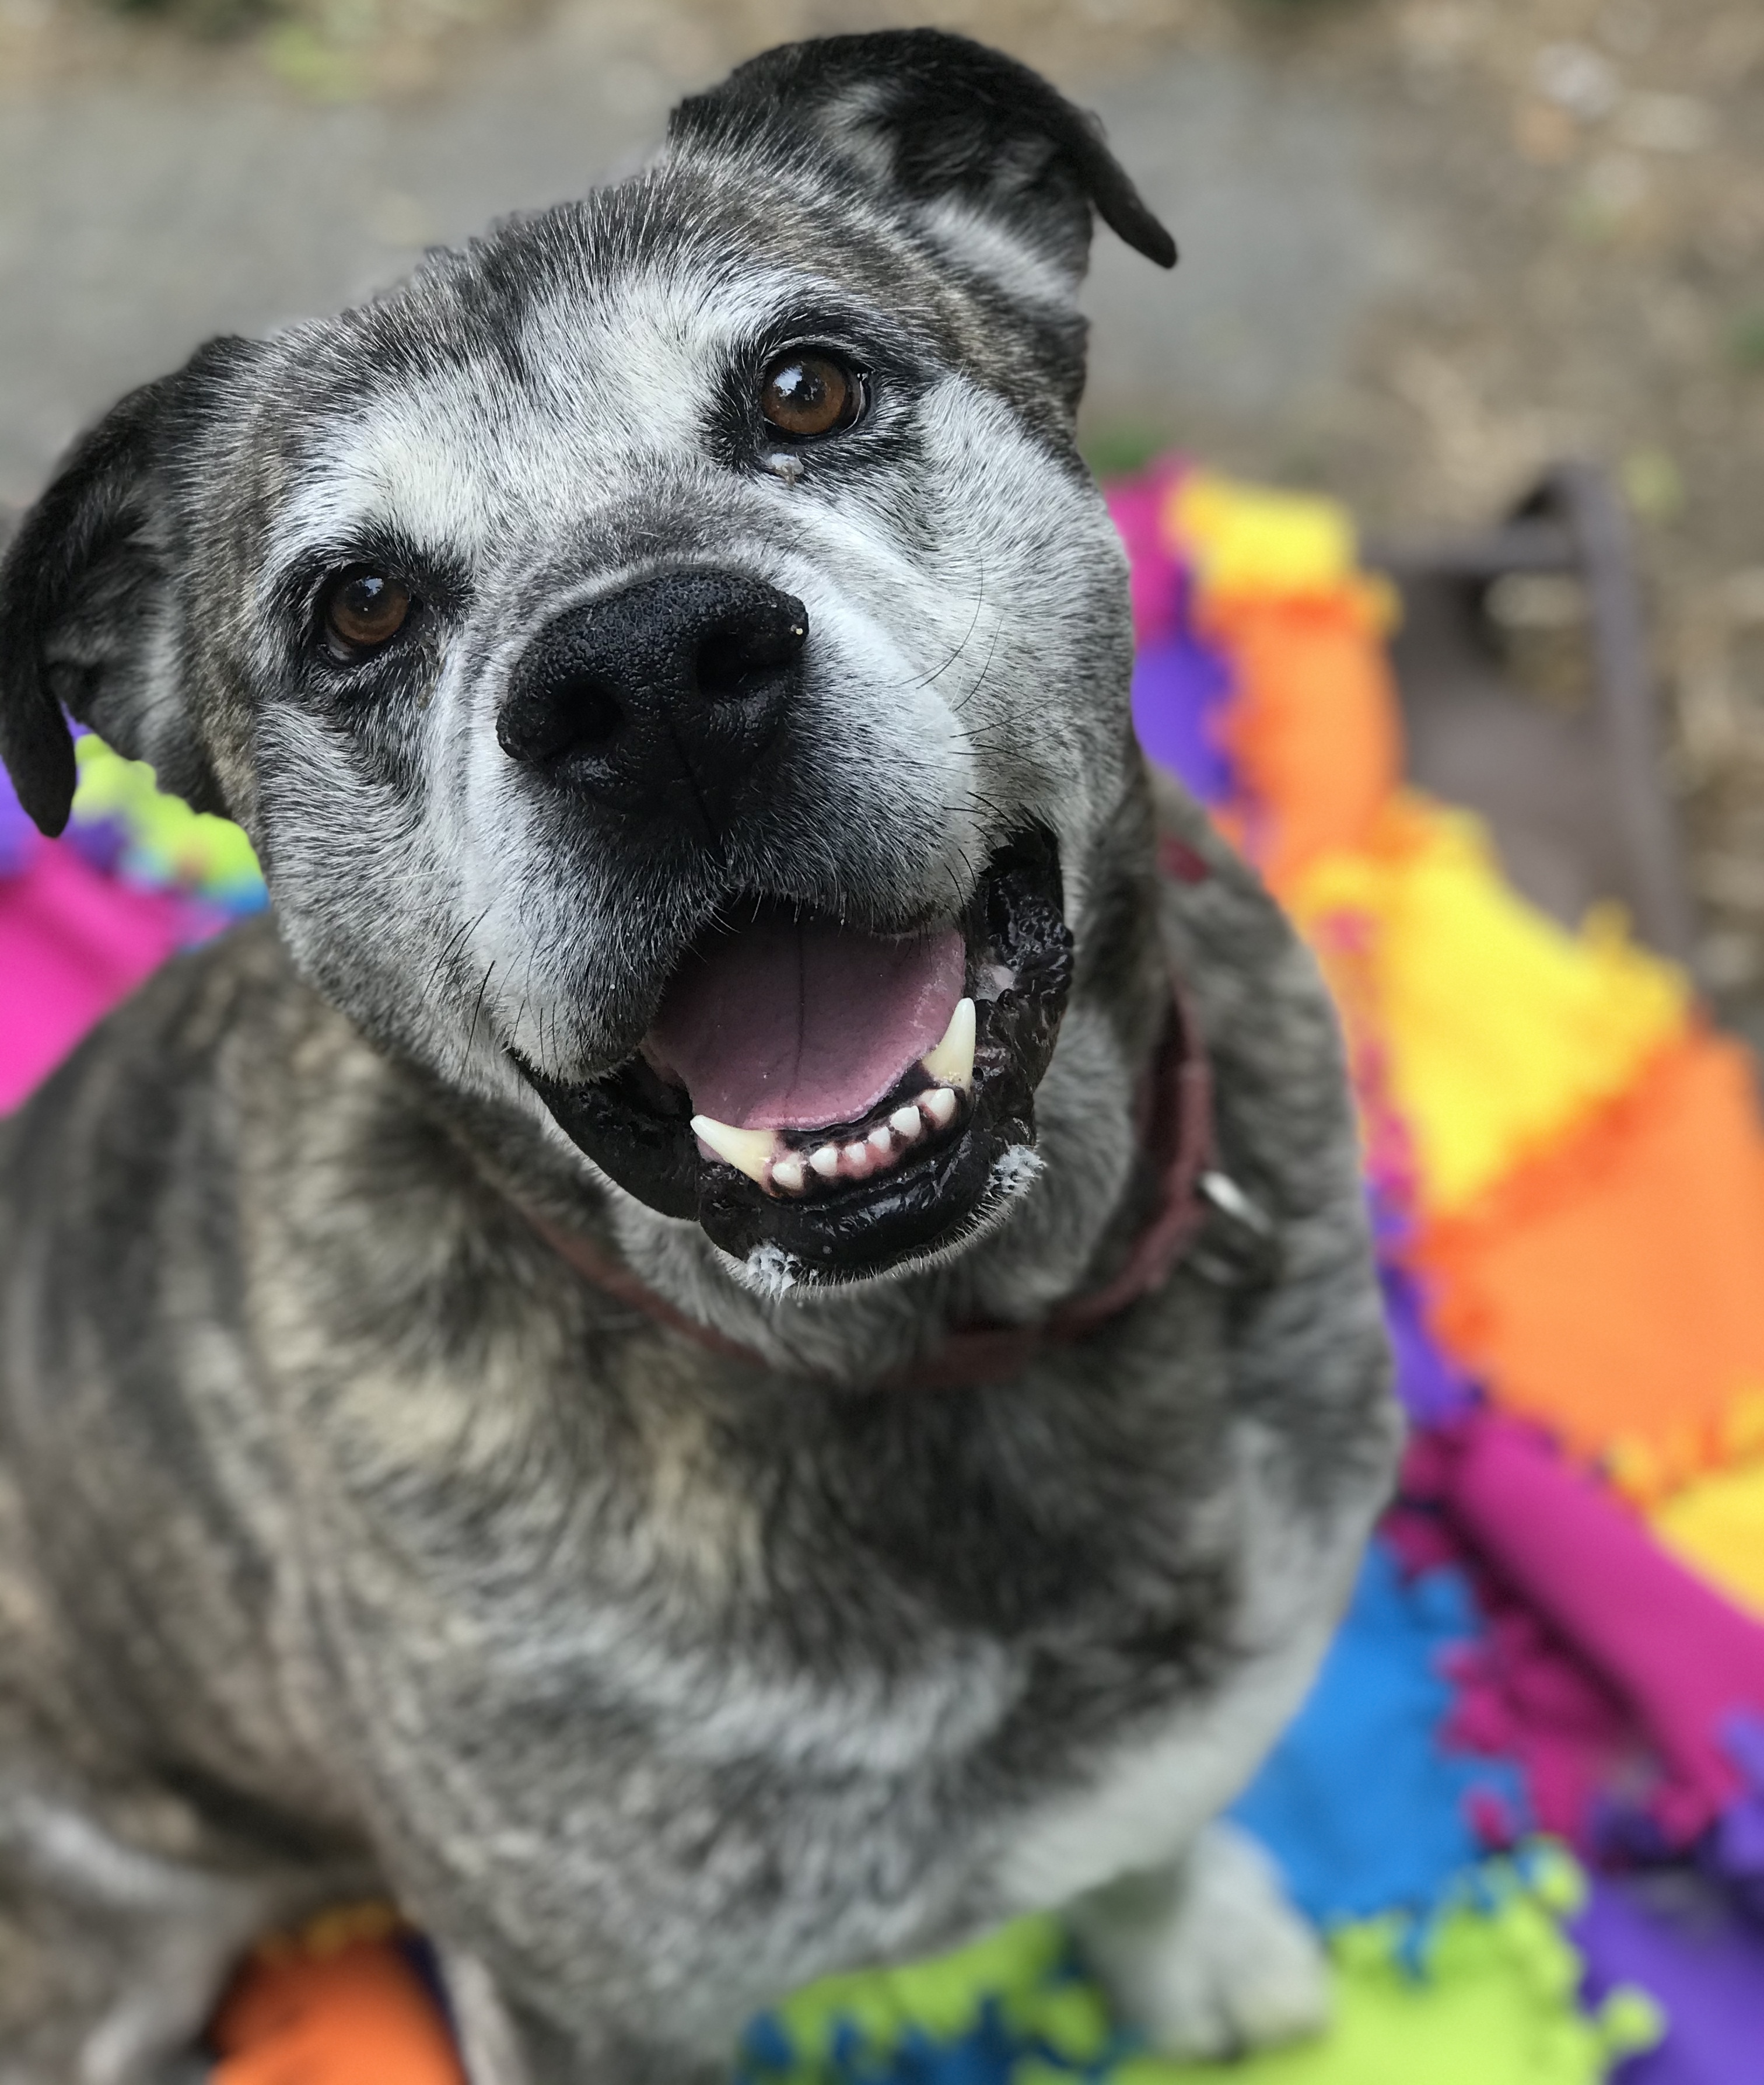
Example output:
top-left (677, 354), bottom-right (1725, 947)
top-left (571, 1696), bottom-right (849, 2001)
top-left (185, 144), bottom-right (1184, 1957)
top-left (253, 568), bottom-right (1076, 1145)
top-left (1442, 1577), bottom-right (1640, 1843)
top-left (1107, 459), bottom-right (1189, 649)
top-left (1425, 1412), bottom-right (1764, 1842)
top-left (1384, 1476), bottom-right (1637, 1846)
top-left (0, 845), bottom-right (190, 1111)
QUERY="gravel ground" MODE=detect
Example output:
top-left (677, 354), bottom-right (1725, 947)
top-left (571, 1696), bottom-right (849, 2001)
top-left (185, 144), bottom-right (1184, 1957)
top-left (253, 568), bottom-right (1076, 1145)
top-left (3, 0), bottom-right (1762, 1034)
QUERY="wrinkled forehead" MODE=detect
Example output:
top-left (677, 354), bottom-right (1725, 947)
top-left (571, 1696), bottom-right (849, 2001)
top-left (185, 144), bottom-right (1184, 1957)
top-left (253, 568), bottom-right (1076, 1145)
top-left (259, 187), bottom-right (945, 582)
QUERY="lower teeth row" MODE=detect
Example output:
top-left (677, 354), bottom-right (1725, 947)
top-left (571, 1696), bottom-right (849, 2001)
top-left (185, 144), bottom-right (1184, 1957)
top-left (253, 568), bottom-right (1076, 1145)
top-left (688, 999), bottom-right (977, 1198)
top-left (769, 1086), bottom-right (960, 1197)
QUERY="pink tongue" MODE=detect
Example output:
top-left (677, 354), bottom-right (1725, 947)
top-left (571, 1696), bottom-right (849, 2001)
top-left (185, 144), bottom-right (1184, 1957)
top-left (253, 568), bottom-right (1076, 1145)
top-left (649, 913), bottom-right (966, 1132)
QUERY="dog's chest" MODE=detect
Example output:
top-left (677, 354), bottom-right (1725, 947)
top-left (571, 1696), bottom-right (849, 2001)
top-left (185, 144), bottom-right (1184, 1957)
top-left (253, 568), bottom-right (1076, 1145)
top-left (328, 1405), bottom-right (1358, 2018)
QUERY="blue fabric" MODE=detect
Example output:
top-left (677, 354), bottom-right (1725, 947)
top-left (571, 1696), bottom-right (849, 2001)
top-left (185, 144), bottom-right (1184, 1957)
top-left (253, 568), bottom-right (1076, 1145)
top-left (1231, 1540), bottom-right (1528, 1927)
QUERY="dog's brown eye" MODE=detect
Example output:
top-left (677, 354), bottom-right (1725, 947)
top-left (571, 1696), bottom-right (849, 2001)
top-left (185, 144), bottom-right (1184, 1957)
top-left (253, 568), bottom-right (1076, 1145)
top-left (759, 352), bottom-right (862, 439)
top-left (323, 569), bottom-right (412, 659)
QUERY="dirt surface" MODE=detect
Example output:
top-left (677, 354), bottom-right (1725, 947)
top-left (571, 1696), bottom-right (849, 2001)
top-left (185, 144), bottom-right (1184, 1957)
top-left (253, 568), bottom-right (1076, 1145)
top-left (4, 0), bottom-right (1763, 1036)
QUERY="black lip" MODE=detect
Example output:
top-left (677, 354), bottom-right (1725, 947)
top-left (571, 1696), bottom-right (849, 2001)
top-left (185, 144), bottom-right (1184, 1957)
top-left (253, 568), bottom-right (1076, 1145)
top-left (519, 829), bottom-right (1073, 1282)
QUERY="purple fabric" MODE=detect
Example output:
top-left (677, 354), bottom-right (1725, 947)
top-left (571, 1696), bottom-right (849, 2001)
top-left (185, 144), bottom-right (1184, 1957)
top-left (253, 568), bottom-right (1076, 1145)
top-left (1368, 1188), bottom-right (1480, 1429)
top-left (0, 762), bottom-right (37, 879)
top-left (1381, 1255), bottom-right (1480, 1427)
top-left (1707, 1712), bottom-right (1764, 1915)
top-left (1576, 1873), bottom-right (1764, 2085)
top-left (1130, 635), bottom-right (1235, 806)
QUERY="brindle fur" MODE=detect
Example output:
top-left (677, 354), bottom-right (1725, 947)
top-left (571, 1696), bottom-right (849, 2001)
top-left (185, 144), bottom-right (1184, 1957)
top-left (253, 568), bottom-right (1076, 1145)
top-left (0, 32), bottom-right (1398, 2083)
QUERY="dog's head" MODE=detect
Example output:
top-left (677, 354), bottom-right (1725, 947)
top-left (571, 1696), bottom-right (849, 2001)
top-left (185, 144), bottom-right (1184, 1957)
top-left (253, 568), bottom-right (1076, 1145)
top-left (0, 31), bottom-right (1174, 1289)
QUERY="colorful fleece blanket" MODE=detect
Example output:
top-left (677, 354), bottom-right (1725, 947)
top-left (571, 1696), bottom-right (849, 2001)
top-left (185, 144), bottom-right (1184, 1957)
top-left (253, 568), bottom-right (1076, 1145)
top-left (5, 461), bottom-right (1764, 2085)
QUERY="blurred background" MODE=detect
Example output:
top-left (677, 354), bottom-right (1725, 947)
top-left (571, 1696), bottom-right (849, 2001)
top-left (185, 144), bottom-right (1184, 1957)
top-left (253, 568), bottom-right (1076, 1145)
top-left (2, 0), bottom-right (1762, 1040)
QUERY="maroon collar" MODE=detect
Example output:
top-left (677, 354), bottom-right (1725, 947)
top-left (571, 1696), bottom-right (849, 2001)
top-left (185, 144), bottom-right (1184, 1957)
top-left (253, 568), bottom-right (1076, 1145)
top-left (522, 969), bottom-right (1222, 1393)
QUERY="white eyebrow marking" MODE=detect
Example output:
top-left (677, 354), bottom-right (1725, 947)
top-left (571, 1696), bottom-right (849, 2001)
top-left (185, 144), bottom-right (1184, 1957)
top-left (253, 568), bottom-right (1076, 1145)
top-left (260, 258), bottom-right (791, 603)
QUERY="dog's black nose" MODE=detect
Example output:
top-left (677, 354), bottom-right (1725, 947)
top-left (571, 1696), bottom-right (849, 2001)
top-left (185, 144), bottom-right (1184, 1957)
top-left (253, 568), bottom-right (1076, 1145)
top-left (498, 572), bottom-right (807, 835)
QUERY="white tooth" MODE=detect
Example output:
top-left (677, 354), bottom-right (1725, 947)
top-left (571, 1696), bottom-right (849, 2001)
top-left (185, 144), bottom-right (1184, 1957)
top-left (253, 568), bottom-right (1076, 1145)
top-left (691, 1115), bottom-right (776, 1190)
top-left (843, 1142), bottom-right (870, 1169)
top-left (919, 997), bottom-right (975, 1092)
top-left (810, 1145), bottom-right (841, 1178)
top-left (923, 1086), bottom-right (958, 1128)
top-left (891, 1106), bottom-right (923, 1141)
top-left (867, 1125), bottom-right (894, 1155)
top-left (771, 1156), bottom-right (806, 1194)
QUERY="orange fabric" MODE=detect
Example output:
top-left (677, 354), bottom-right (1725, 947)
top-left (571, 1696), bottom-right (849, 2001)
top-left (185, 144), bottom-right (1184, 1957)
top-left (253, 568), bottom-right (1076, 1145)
top-left (1203, 587), bottom-right (1403, 893)
top-left (1415, 1031), bottom-right (1764, 1499)
top-left (209, 1936), bottom-right (465, 2085)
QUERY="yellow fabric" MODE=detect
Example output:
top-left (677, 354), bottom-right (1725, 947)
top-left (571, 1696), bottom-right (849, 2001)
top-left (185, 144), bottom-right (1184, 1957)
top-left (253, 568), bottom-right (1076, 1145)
top-left (1651, 1455), bottom-right (1764, 1620)
top-left (1164, 471), bottom-right (1363, 603)
top-left (1289, 796), bottom-right (1689, 1217)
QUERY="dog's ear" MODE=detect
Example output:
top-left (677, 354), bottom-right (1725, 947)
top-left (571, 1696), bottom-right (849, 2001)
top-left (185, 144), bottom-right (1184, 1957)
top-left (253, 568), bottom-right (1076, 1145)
top-left (0, 338), bottom-right (251, 837)
top-left (670, 29), bottom-right (1175, 304)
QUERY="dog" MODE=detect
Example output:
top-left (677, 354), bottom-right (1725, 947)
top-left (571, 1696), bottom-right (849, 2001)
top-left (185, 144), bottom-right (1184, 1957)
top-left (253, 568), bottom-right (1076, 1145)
top-left (0, 30), bottom-right (1399, 2083)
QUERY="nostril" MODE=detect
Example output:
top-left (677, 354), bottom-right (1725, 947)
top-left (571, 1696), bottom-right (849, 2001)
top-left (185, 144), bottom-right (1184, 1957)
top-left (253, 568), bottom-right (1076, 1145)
top-left (694, 630), bottom-right (764, 702)
top-left (558, 676), bottom-right (624, 750)
top-left (694, 604), bottom-right (808, 703)
top-left (499, 673), bottom-right (624, 768)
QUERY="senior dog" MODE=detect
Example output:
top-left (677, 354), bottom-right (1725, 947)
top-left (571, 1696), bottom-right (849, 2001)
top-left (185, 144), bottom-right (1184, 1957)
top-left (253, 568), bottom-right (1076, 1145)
top-left (0, 30), bottom-right (1398, 2084)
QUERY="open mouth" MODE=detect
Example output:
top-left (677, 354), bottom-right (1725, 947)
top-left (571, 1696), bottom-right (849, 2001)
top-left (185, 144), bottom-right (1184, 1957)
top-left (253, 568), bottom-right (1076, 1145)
top-left (520, 830), bottom-right (1073, 1282)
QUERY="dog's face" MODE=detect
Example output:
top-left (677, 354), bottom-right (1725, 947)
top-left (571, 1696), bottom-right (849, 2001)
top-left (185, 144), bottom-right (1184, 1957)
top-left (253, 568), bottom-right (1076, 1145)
top-left (0, 32), bottom-right (1174, 1287)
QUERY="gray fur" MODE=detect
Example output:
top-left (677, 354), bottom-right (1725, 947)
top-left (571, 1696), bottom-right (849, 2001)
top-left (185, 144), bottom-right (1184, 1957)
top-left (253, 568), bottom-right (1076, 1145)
top-left (0, 32), bottom-right (1398, 2081)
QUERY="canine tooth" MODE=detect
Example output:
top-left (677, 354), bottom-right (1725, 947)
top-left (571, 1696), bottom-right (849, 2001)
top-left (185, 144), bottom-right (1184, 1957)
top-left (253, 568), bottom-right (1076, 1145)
top-left (923, 1086), bottom-right (958, 1129)
top-left (891, 1106), bottom-right (923, 1141)
top-left (691, 1115), bottom-right (776, 1190)
top-left (810, 1144), bottom-right (841, 1179)
top-left (867, 1125), bottom-right (894, 1156)
top-left (919, 997), bottom-right (975, 1092)
top-left (771, 1156), bottom-right (806, 1195)
top-left (843, 1142), bottom-right (870, 1169)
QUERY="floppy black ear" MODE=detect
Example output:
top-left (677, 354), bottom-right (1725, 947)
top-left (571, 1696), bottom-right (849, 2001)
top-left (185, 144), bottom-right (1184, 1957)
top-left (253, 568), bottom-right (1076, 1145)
top-left (0, 338), bottom-right (249, 837)
top-left (670, 29), bottom-right (1175, 302)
